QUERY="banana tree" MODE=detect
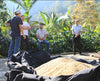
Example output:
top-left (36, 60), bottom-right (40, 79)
top-left (39, 6), bottom-right (72, 31)
top-left (9, 0), bottom-right (37, 22)
top-left (39, 11), bottom-right (50, 25)
top-left (57, 6), bottom-right (72, 31)
top-left (39, 11), bottom-right (60, 35)
top-left (57, 6), bottom-right (71, 21)
top-left (94, 14), bottom-right (100, 34)
top-left (39, 11), bottom-right (59, 25)
top-left (39, 6), bottom-right (71, 25)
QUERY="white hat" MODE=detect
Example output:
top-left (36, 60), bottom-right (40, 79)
top-left (75, 19), bottom-right (79, 22)
top-left (15, 10), bottom-right (21, 15)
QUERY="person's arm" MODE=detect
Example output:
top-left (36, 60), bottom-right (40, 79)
top-left (22, 26), bottom-right (31, 30)
top-left (75, 26), bottom-right (82, 38)
top-left (36, 34), bottom-right (42, 40)
top-left (5, 19), bottom-right (12, 27)
top-left (75, 31), bottom-right (81, 38)
top-left (19, 24), bottom-right (26, 39)
top-left (71, 26), bottom-right (76, 35)
top-left (5, 22), bottom-right (10, 27)
top-left (72, 30), bottom-right (76, 35)
top-left (22, 22), bottom-right (31, 30)
top-left (18, 17), bottom-right (26, 39)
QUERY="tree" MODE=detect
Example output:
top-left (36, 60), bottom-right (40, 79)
top-left (0, 0), bottom-right (10, 56)
top-left (10, 0), bottom-right (37, 22)
top-left (71, 0), bottom-right (99, 30)
top-left (0, 0), bottom-right (8, 26)
top-left (0, 0), bottom-right (10, 37)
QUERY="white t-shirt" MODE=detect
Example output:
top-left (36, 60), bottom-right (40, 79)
top-left (36, 29), bottom-right (47, 42)
top-left (21, 21), bottom-right (30, 35)
top-left (71, 24), bottom-right (82, 34)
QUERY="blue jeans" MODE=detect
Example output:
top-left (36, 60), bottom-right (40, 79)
top-left (38, 40), bottom-right (50, 54)
top-left (8, 36), bottom-right (21, 59)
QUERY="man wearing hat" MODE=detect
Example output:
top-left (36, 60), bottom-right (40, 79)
top-left (71, 19), bottom-right (82, 55)
top-left (5, 10), bottom-right (26, 59)
top-left (36, 23), bottom-right (50, 54)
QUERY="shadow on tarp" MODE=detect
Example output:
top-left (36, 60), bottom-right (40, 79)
top-left (71, 57), bottom-right (99, 66)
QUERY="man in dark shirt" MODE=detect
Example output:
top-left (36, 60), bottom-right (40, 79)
top-left (5, 10), bottom-right (26, 59)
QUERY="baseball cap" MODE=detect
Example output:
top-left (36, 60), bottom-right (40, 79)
top-left (15, 10), bottom-right (21, 15)
top-left (40, 23), bottom-right (46, 25)
top-left (75, 19), bottom-right (79, 22)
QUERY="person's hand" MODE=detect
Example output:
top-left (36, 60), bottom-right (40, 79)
top-left (28, 27), bottom-right (31, 30)
top-left (41, 37), bottom-right (45, 40)
top-left (75, 34), bottom-right (78, 38)
top-left (22, 26), bottom-right (25, 28)
top-left (23, 35), bottom-right (26, 39)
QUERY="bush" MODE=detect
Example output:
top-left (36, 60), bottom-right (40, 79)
top-left (81, 32), bottom-right (100, 52)
top-left (0, 27), bottom-right (100, 57)
top-left (0, 28), bottom-right (10, 57)
top-left (28, 25), bottom-right (100, 54)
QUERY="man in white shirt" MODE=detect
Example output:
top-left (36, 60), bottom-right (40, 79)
top-left (36, 23), bottom-right (50, 54)
top-left (71, 19), bottom-right (82, 55)
top-left (20, 15), bottom-right (31, 51)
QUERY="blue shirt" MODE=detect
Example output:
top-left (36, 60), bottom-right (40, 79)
top-left (71, 24), bottom-right (82, 34)
top-left (7, 16), bottom-right (23, 37)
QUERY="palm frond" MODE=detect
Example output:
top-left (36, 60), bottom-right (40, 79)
top-left (29, 0), bottom-right (37, 10)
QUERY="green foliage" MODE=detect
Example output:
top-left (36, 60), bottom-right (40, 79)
top-left (38, 11), bottom-right (100, 54)
top-left (39, 10), bottom-right (72, 53)
top-left (0, 0), bottom-right (8, 26)
top-left (28, 24), bottom-right (100, 54)
top-left (0, 29), bottom-right (10, 56)
top-left (94, 14), bottom-right (100, 34)
top-left (81, 31), bottom-right (100, 52)
top-left (0, 0), bottom-right (100, 56)
top-left (39, 11), bottom-right (49, 25)
top-left (94, 25), bottom-right (100, 34)
top-left (39, 11), bottom-right (58, 25)
top-left (71, 0), bottom-right (99, 29)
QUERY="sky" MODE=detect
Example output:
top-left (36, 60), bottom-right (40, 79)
top-left (5, 0), bottom-right (76, 21)
top-left (5, 0), bottom-right (75, 15)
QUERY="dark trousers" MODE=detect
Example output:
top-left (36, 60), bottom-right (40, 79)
top-left (20, 36), bottom-right (29, 51)
top-left (73, 35), bottom-right (81, 54)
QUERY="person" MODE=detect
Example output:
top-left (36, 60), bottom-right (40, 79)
top-left (71, 19), bottom-right (82, 55)
top-left (20, 15), bottom-right (31, 51)
top-left (5, 10), bottom-right (26, 59)
top-left (36, 23), bottom-right (50, 54)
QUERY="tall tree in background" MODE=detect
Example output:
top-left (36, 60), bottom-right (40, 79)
top-left (10, 0), bottom-right (37, 22)
top-left (71, 0), bottom-right (99, 30)
top-left (0, 0), bottom-right (8, 26)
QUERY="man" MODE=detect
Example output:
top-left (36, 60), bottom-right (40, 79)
top-left (20, 15), bottom-right (31, 51)
top-left (5, 10), bottom-right (26, 59)
top-left (71, 19), bottom-right (82, 55)
top-left (36, 23), bottom-right (50, 54)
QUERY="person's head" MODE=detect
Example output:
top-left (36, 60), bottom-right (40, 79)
top-left (15, 10), bottom-right (21, 17)
top-left (75, 19), bottom-right (79, 26)
top-left (21, 15), bottom-right (25, 21)
top-left (40, 23), bottom-right (45, 29)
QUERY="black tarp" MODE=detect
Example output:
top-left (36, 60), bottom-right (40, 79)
top-left (11, 50), bottom-right (51, 68)
top-left (5, 51), bottom-right (100, 81)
